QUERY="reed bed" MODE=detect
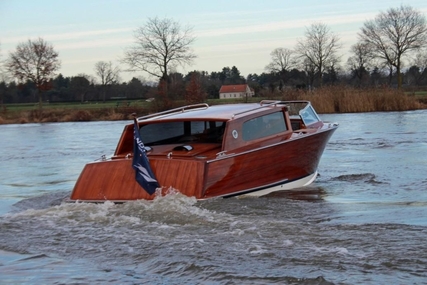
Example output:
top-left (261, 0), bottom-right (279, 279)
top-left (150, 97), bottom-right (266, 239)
top-left (279, 86), bottom-right (426, 114)
top-left (0, 106), bottom-right (148, 124)
top-left (1, 87), bottom-right (426, 124)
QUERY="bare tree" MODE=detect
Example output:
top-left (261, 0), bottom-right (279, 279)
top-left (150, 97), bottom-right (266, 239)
top-left (265, 48), bottom-right (296, 73)
top-left (406, 50), bottom-right (427, 85)
top-left (346, 42), bottom-right (373, 87)
top-left (94, 61), bottom-right (120, 102)
top-left (5, 37), bottom-right (60, 110)
top-left (295, 23), bottom-right (341, 87)
top-left (123, 17), bottom-right (196, 81)
top-left (359, 5), bottom-right (427, 88)
top-left (413, 50), bottom-right (427, 75)
top-left (265, 48), bottom-right (296, 89)
top-left (0, 43), bottom-right (4, 77)
top-left (94, 61), bottom-right (120, 85)
top-left (0, 43), bottom-right (5, 109)
top-left (0, 43), bottom-right (6, 77)
top-left (302, 58), bottom-right (317, 89)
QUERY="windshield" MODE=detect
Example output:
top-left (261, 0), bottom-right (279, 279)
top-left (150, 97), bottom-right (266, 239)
top-left (300, 105), bottom-right (320, 125)
top-left (287, 102), bottom-right (320, 126)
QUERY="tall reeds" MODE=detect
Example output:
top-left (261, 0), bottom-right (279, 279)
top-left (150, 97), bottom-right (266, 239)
top-left (280, 86), bottom-right (426, 113)
top-left (0, 87), bottom-right (425, 124)
top-left (0, 106), bottom-right (148, 124)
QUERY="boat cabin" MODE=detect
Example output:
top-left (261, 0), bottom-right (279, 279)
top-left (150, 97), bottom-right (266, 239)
top-left (113, 101), bottom-right (323, 161)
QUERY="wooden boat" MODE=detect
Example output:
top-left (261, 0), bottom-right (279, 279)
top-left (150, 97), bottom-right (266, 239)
top-left (70, 100), bottom-right (338, 201)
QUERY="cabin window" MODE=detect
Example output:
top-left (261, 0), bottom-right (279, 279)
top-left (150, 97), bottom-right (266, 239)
top-left (140, 121), bottom-right (225, 145)
top-left (242, 112), bottom-right (287, 141)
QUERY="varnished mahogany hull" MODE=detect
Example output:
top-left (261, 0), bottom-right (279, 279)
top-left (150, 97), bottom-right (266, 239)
top-left (203, 127), bottom-right (336, 198)
top-left (70, 127), bottom-right (336, 201)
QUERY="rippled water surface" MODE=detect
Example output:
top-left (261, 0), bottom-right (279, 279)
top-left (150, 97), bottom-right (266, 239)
top-left (1, 111), bottom-right (427, 284)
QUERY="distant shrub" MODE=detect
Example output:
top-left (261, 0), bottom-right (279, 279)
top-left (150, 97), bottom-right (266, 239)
top-left (66, 110), bottom-right (93, 121)
top-left (104, 111), bottom-right (125, 121)
top-left (19, 116), bottom-right (29, 124)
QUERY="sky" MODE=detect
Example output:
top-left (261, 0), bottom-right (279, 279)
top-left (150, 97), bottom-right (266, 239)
top-left (1, 0), bottom-right (427, 83)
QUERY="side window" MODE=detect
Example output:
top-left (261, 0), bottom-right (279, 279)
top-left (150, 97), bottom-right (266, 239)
top-left (242, 112), bottom-right (287, 141)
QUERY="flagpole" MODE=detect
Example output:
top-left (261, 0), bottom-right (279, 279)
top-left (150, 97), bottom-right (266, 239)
top-left (132, 114), bottom-right (160, 195)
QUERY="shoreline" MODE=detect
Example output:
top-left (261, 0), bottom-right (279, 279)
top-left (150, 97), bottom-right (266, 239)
top-left (2, 105), bottom-right (426, 125)
top-left (1, 87), bottom-right (426, 125)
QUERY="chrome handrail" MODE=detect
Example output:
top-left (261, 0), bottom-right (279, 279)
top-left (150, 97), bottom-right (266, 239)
top-left (232, 101), bottom-right (284, 118)
top-left (260, 100), bottom-right (310, 105)
top-left (137, 103), bottom-right (209, 121)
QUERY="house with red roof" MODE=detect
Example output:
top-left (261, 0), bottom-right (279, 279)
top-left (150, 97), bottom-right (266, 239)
top-left (219, 84), bottom-right (255, 99)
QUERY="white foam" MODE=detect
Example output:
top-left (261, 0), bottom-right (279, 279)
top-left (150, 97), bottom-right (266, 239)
top-left (248, 244), bottom-right (267, 255)
top-left (313, 245), bottom-right (349, 256)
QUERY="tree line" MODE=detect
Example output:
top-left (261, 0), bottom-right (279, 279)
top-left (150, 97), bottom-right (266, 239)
top-left (1, 5), bottom-right (427, 108)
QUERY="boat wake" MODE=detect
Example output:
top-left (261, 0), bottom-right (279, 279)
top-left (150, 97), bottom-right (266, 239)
top-left (7, 188), bottom-right (232, 227)
top-left (263, 186), bottom-right (326, 201)
top-left (332, 173), bottom-right (386, 184)
top-left (2, 187), bottom-right (427, 284)
top-left (10, 190), bottom-right (70, 213)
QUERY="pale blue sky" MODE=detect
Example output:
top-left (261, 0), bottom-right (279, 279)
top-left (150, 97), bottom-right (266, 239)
top-left (1, 0), bottom-right (426, 82)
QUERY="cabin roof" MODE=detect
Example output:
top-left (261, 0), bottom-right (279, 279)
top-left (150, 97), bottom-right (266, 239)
top-left (143, 103), bottom-right (264, 121)
top-left (137, 100), bottom-right (311, 123)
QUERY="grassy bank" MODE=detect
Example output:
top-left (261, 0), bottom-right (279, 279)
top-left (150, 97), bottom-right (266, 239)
top-left (0, 105), bottom-right (149, 124)
top-left (1, 87), bottom-right (426, 124)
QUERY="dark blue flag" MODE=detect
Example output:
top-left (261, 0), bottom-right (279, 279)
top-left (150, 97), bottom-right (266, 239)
top-left (133, 118), bottom-right (160, 195)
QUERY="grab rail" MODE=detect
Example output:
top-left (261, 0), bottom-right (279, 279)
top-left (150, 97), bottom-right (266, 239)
top-left (259, 100), bottom-right (283, 105)
top-left (137, 103), bottom-right (209, 120)
top-left (232, 101), bottom-right (284, 118)
top-left (260, 100), bottom-right (310, 105)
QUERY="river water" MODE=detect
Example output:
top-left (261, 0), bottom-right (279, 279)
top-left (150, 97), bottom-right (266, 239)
top-left (0, 110), bottom-right (426, 284)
